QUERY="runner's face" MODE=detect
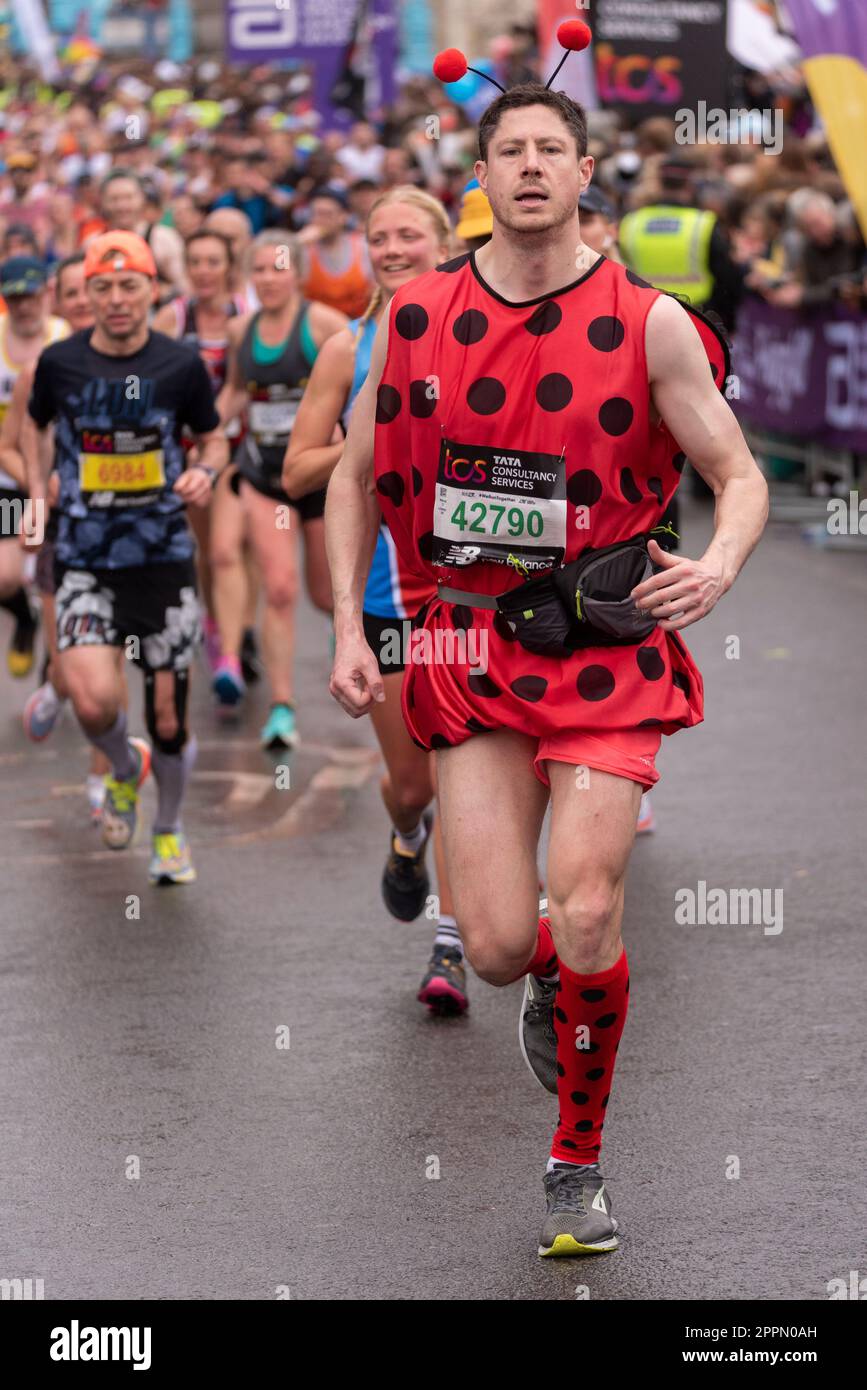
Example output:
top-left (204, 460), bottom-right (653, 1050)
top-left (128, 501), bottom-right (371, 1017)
top-left (250, 247), bottom-right (296, 309)
top-left (367, 204), bottom-right (447, 294)
top-left (102, 178), bottom-right (144, 230)
top-left (87, 270), bottom-right (154, 340)
top-left (476, 106), bottom-right (592, 236)
top-left (55, 264), bottom-right (93, 330)
top-left (187, 237), bottom-right (231, 299)
top-left (310, 198), bottom-right (346, 237)
top-left (4, 290), bottom-right (46, 338)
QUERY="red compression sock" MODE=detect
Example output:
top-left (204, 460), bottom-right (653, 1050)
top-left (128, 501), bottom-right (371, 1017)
top-left (510, 916), bottom-right (559, 983)
top-left (551, 950), bottom-right (630, 1165)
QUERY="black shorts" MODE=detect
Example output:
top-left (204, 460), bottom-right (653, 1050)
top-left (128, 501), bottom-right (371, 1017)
top-left (54, 559), bottom-right (200, 672)
top-left (363, 610), bottom-right (411, 677)
top-left (237, 469), bottom-right (327, 522)
top-left (0, 487), bottom-right (25, 538)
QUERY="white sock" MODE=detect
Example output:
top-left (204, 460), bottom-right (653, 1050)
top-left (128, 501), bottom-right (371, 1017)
top-left (393, 818), bottom-right (427, 855)
top-left (546, 1156), bottom-right (599, 1174)
top-left (434, 915), bottom-right (463, 958)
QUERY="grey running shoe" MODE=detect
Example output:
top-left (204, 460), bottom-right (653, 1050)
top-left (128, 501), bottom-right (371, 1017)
top-left (417, 944), bottom-right (469, 1015)
top-left (539, 1163), bottom-right (619, 1257)
top-left (519, 971), bottom-right (558, 1094)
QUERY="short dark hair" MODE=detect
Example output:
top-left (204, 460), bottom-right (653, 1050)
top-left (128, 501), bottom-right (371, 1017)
top-left (477, 84), bottom-right (588, 164)
top-left (184, 228), bottom-right (234, 265)
top-left (55, 251), bottom-right (85, 290)
top-left (100, 167), bottom-right (145, 195)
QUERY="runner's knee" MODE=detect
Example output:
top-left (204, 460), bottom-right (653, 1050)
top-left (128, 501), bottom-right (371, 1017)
top-left (547, 879), bottom-right (622, 957)
top-left (461, 929), bottom-right (532, 987)
top-left (263, 571), bottom-right (299, 611)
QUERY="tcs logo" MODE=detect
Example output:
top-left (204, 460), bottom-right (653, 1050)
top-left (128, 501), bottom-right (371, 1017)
top-left (444, 447), bottom-right (487, 484)
top-left (81, 430), bottom-right (113, 452)
top-left (596, 44), bottom-right (682, 105)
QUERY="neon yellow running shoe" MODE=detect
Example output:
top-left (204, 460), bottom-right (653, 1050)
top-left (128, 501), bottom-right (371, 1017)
top-left (148, 832), bottom-right (197, 885)
top-left (101, 737), bottom-right (151, 850)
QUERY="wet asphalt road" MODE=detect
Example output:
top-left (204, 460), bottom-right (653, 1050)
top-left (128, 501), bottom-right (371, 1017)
top-left (1, 499), bottom-right (865, 1302)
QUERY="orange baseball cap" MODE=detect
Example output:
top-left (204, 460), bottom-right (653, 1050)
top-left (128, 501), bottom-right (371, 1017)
top-left (83, 231), bottom-right (157, 279)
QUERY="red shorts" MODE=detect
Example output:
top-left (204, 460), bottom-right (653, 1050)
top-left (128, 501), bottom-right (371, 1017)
top-left (534, 726), bottom-right (661, 793)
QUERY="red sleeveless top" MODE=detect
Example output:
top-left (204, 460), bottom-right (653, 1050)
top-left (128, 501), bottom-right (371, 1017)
top-left (373, 250), bottom-right (728, 747)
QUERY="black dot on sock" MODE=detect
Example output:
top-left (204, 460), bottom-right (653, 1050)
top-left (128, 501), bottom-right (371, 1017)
top-left (545, 954), bottom-right (558, 970)
top-left (586, 1067), bottom-right (605, 1081)
top-left (602, 1094), bottom-right (610, 1108)
top-left (465, 716), bottom-right (492, 734)
top-left (375, 471), bottom-right (404, 506)
top-left (673, 670), bottom-right (691, 699)
top-left (467, 671), bottom-right (500, 698)
top-left (409, 379), bottom-right (437, 418)
top-left (580, 988), bottom-right (606, 1002)
top-left (588, 315), bottom-right (625, 351)
top-left (599, 397), bottom-right (634, 436)
top-left (567, 469), bottom-right (603, 508)
top-left (557, 1063), bottom-right (566, 1077)
top-left (575, 1119), bottom-right (594, 1132)
top-left (620, 467), bottom-right (643, 503)
top-left (524, 300), bottom-right (562, 336)
top-left (429, 733), bottom-right (451, 749)
top-left (595, 1013), bottom-right (617, 1028)
top-left (375, 384), bottom-right (401, 423)
top-left (647, 476), bottom-right (664, 504)
top-left (467, 377), bottom-right (506, 415)
top-left (672, 451), bottom-right (686, 473)
top-left (452, 308), bottom-right (488, 345)
top-left (570, 1091), bottom-right (589, 1105)
top-left (554, 1006), bottom-right (568, 1024)
top-left (536, 372), bottom-right (573, 412)
top-left (510, 674), bottom-right (548, 702)
top-left (450, 604), bottom-right (474, 632)
top-left (411, 466), bottom-right (423, 497)
top-left (395, 303), bottom-right (428, 340)
top-left (577, 665), bottom-right (615, 701)
top-left (637, 646), bottom-right (665, 680)
top-left (559, 1137), bottom-right (577, 1149)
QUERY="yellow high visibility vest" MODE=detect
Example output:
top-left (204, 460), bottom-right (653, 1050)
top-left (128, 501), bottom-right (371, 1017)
top-left (619, 204), bottom-right (716, 305)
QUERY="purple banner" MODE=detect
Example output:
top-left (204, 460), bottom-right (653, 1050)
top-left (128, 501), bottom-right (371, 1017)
top-left (224, 0), bottom-right (396, 129)
top-left (784, 0), bottom-right (867, 65)
top-left (733, 296), bottom-right (867, 452)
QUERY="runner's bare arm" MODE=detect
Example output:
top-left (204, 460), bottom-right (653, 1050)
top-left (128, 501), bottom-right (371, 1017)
top-left (307, 300), bottom-right (349, 348)
top-left (215, 314), bottom-right (250, 426)
top-left (325, 304), bottom-right (391, 715)
top-left (0, 369), bottom-right (32, 488)
top-left (636, 295), bottom-right (769, 631)
top-left (151, 301), bottom-right (180, 337)
top-left (282, 328), bottom-right (353, 497)
top-left (174, 426), bottom-right (229, 507)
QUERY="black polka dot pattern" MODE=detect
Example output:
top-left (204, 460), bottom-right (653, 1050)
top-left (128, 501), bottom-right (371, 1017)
top-left (599, 397), bottom-right (634, 436)
top-left (554, 1006), bottom-right (568, 1023)
top-left (417, 531), bottom-right (435, 562)
top-left (493, 612), bottom-right (519, 643)
top-left (536, 372), bottom-right (573, 412)
top-left (620, 468), bottom-right (643, 503)
top-left (575, 1119), bottom-right (594, 1132)
top-left (647, 476), bottom-right (663, 504)
top-left (375, 384), bottom-right (401, 424)
top-left (467, 377), bottom-right (506, 415)
top-left (409, 380), bottom-right (437, 418)
top-left (411, 466), bottom-right (423, 497)
top-left (452, 309), bottom-right (488, 345)
top-left (595, 1013), bottom-right (617, 1028)
top-left (587, 315), bottom-right (625, 352)
top-left (510, 675), bottom-right (548, 702)
top-left (376, 471), bottom-right (404, 506)
top-left (429, 733), bottom-right (451, 749)
top-left (524, 301), bottom-right (562, 336)
top-left (570, 1091), bottom-right (589, 1105)
top-left (557, 1063), bottom-right (565, 1078)
top-left (637, 646), bottom-right (665, 680)
top-left (395, 303), bottom-right (428, 340)
top-left (450, 605), bottom-right (474, 632)
top-left (673, 670), bottom-right (691, 699)
top-left (465, 717), bottom-right (493, 734)
top-left (580, 989), bottom-right (606, 1002)
top-left (467, 671), bottom-right (500, 698)
top-left (638, 716), bottom-right (663, 727)
top-left (672, 451), bottom-right (686, 473)
top-left (586, 1067), bottom-right (605, 1081)
top-left (567, 470), bottom-right (603, 508)
top-left (577, 665), bottom-right (615, 701)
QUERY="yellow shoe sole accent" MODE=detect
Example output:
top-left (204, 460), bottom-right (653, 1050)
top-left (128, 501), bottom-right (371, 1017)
top-left (7, 651), bottom-right (34, 678)
top-left (539, 1233), bottom-right (619, 1258)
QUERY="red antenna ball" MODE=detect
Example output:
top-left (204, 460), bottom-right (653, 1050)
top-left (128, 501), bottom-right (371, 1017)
top-left (433, 49), bottom-right (469, 83)
top-left (556, 19), bottom-right (592, 52)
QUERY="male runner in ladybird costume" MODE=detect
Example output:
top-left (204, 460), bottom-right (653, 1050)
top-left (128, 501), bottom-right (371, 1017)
top-left (326, 22), bottom-right (768, 1257)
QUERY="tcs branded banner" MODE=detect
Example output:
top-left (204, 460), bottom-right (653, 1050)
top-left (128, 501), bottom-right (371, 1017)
top-left (785, 0), bottom-right (867, 241)
top-left (539, 0), bottom-right (729, 120)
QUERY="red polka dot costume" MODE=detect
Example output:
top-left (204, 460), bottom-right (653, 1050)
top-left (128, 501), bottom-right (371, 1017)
top-left (373, 251), bottom-right (729, 789)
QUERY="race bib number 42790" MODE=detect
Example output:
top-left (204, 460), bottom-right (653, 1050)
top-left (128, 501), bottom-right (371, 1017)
top-left (432, 437), bottom-right (566, 570)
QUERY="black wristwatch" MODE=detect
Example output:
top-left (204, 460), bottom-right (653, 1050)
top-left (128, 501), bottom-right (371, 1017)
top-left (193, 462), bottom-right (219, 489)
